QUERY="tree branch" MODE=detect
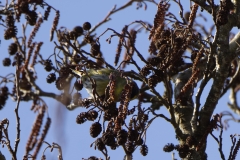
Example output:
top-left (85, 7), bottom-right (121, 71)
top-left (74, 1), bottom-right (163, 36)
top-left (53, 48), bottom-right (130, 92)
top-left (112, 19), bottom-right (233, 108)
top-left (199, 22), bottom-right (235, 135)
top-left (190, 0), bottom-right (212, 13)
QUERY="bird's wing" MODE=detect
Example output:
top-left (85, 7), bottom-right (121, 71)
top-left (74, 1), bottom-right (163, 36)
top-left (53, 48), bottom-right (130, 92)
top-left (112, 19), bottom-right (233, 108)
top-left (71, 68), bottom-right (115, 78)
top-left (70, 69), bottom-right (85, 77)
top-left (95, 68), bottom-right (114, 76)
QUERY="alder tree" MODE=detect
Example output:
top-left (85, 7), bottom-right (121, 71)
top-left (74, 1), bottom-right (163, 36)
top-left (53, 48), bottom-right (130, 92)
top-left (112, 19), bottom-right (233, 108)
top-left (0, 0), bottom-right (240, 160)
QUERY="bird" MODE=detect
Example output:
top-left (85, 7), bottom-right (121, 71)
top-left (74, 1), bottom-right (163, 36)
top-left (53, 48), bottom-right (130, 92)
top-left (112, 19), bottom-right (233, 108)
top-left (71, 68), bottom-right (139, 102)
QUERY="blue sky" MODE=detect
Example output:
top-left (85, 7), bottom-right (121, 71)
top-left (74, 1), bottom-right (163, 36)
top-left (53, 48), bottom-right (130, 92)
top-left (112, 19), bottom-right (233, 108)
top-left (0, 0), bottom-right (240, 159)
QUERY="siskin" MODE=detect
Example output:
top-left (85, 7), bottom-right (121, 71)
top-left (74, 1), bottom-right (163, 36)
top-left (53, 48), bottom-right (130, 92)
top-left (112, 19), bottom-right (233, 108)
top-left (71, 68), bottom-right (139, 102)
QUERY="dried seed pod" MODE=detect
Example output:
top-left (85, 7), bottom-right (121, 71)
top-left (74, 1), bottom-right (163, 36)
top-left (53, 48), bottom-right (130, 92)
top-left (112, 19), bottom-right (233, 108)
top-left (148, 75), bottom-right (159, 88)
top-left (46, 73), bottom-right (56, 83)
top-left (68, 31), bottom-right (76, 40)
top-left (1, 86), bottom-right (9, 95)
top-left (91, 43), bottom-right (100, 56)
top-left (140, 65), bottom-right (152, 77)
top-left (128, 129), bottom-right (139, 142)
top-left (90, 122), bottom-right (102, 138)
top-left (104, 107), bottom-right (118, 121)
top-left (102, 132), bottom-right (116, 146)
top-left (0, 93), bottom-right (8, 110)
top-left (96, 138), bottom-right (105, 151)
top-left (25, 10), bottom-right (38, 26)
top-left (55, 77), bottom-right (67, 90)
top-left (140, 144), bottom-right (148, 156)
top-left (4, 27), bottom-right (17, 40)
top-left (84, 35), bottom-right (94, 44)
top-left (117, 129), bottom-right (128, 145)
top-left (73, 26), bottom-right (83, 37)
top-left (148, 57), bottom-right (161, 66)
top-left (12, 54), bottom-right (24, 66)
top-left (59, 66), bottom-right (71, 78)
top-left (149, 41), bottom-right (157, 55)
top-left (82, 98), bottom-right (92, 107)
top-left (125, 141), bottom-right (134, 154)
top-left (73, 54), bottom-right (81, 63)
top-left (5, 14), bottom-right (15, 27)
top-left (87, 110), bottom-right (98, 121)
top-left (83, 22), bottom-right (91, 30)
top-left (3, 58), bottom-right (11, 66)
top-left (19, 1), bottom-right (29, 13)
top-left (88, 156), bottom-right (98, 160)
top-left (8, 43), bottom-right (18, 55)
top-left (76, 112), bottom-right (87, 124)
top-left (74, 80), bottom-right (83, 91)
top-left (178, 144), bottom-right (189, 158)
top-left (44, 60), bottom-right (53, 72)
top-left (163, 143), bottom-right (175, 152)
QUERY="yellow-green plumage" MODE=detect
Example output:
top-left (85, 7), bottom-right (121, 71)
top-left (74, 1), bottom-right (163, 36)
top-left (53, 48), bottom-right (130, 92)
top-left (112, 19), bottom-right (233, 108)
top-left (71, 68), bottom-right (139, 102)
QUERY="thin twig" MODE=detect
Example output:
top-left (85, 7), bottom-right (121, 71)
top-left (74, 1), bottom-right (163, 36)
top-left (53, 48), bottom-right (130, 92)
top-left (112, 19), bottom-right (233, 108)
top-left (210, 132), bottom-right (219, 143)
top-left (90, 1), bottom-right (136, 34)
top-left (218, 123), bottom-right (225, 160)
top-left (228, 135), bottom-right (237, 160)
top-left (14, 53), bottom-right (21, 159)
top-left (2, 119), bottom-right (16, 160)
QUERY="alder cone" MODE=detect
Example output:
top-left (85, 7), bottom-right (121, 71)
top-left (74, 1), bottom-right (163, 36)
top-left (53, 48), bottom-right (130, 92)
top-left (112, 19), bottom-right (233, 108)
top-left (90, 122), bottom-right (102, 138)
